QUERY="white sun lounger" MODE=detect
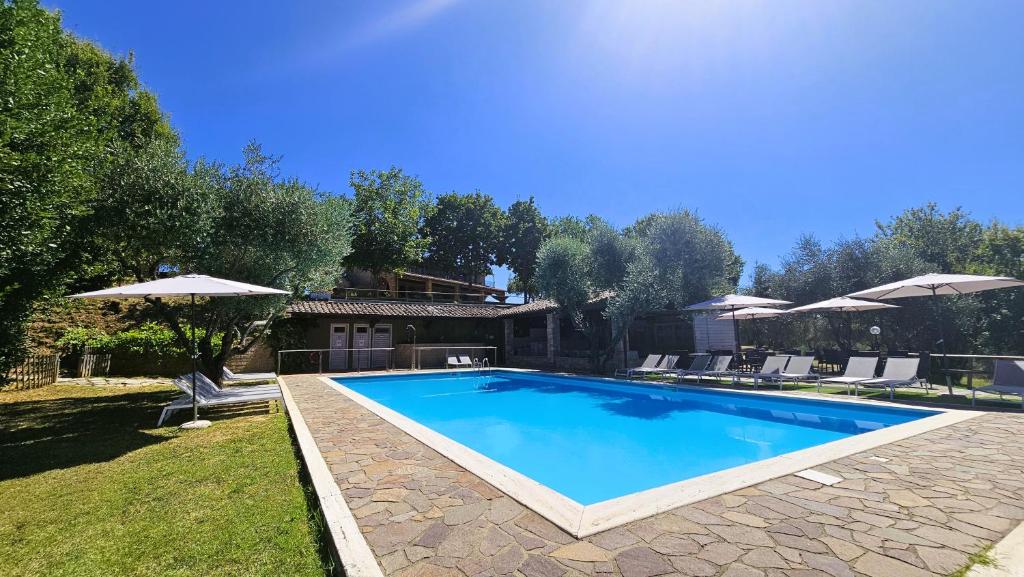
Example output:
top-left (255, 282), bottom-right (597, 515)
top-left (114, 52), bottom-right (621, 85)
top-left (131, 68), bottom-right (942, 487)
top-left (447, 356), bottom-right (472, 369)
top-left (158, 373), bottom-right (281, 426)
top-left (180, 371), bottom-right (280, 396)
top-left (854, 357), bottom-right (923, 399)
top-left (616, 354), bottom-right (664, 378)
top-left (223, 367), bottom-right (277, 381)
top-left (973, 359), bottom-right (1024, 408)
top-left (753, 356), bottom-right (820, 391)
top-left (821, 357), bottom-right (879, 395)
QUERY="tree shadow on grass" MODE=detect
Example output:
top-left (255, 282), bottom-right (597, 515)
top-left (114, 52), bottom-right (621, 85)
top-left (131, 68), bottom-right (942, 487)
top-left (0, 389), bottom-right (179, 481)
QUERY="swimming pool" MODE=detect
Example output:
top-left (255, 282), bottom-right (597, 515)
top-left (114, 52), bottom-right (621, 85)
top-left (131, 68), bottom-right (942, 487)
top-left (326, 369), bottom-right (966, 536)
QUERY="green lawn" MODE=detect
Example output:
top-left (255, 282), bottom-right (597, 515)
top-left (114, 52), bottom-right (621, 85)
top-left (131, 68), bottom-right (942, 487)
top-left (0, 385), bottom-right (330, 577)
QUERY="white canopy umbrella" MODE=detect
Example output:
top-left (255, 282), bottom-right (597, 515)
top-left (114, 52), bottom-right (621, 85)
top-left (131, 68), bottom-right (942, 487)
top-left (685, 295), bottom-right (792, 353)
top-left (847, 273), bottom-right (1024, 300)
top-left (714, 306), bottom-right (789, 320)
top-left (715, 307), bottom-right (790, 350)
top-left (787, 296), bottom-right (900, 314)
top-left (71, 274), bottom-right (288, 429)
top-left (847, 273), bottom-right (1024, 394)
top-left (787, 297), bottom-right (899, 352)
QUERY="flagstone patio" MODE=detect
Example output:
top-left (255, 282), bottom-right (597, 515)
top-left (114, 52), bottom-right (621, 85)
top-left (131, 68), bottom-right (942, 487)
top-left (282, 374), bottom-right (1024, 577)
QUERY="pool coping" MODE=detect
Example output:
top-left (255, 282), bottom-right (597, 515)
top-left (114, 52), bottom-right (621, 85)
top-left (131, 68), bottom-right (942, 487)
top-left (320, 369), bottom-right (980, 538)
top-left (278, 377), bottom-right (385, 577)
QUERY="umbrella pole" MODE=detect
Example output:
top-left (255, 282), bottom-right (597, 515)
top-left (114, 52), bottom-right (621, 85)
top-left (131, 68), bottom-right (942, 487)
top-left (191, 293), bottom-right (198, 423)
top-left (732, 309), bottom-right (740, 361)
top-left (933, 287), bottom-right (952, 395)
top-left (181, 292), bottom-right (210, 429)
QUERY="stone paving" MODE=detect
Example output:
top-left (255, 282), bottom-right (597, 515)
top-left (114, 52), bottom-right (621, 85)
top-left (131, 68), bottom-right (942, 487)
top-left (283, 374), bottom-right (1024, 577)
top-left (58, 376), bottom-right (175, 387)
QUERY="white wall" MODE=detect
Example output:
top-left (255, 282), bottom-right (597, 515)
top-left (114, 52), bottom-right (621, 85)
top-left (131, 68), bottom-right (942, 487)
top-left (692, 312), bottom-right (737, 353)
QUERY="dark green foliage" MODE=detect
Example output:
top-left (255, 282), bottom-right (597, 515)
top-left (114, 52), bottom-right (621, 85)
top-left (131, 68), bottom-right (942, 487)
top-left (752, 205), bottom-right (1024, 355)
top-left (499, 197), bottom-right (548, 301)
top-left (56, 322), bottom-right (221, 358)
top-left (536, 210), bottom-right (742, 370)
top-left (344, 167), bottom-right (429, 278)
top-left (103, 144), bottom-right (354, 382)
top-left (0, 0), bottom-right (175, 376)
top-left (421, 190), bottom-right (506, 281)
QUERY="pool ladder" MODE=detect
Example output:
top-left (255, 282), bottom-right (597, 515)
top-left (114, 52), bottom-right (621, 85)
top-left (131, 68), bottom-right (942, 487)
top-left (476, 357), bottom-right (491, 382)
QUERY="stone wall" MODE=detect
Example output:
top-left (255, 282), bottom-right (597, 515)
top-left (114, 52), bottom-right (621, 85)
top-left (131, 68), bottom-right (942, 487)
top-left (226, 341), bottom-right (275, 373)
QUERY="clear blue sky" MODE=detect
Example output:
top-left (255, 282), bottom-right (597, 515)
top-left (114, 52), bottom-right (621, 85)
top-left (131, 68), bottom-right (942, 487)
top-left (50, 1), bottom-right (1023, 294)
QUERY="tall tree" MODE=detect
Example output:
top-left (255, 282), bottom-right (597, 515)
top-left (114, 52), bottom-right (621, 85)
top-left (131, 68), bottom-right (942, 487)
top-left (876, 203), bottom-right (983, 273)
top-left (0, 0), bottom-right (173, 376)
top-left (498, 197), bottom-right (548, 301)
top-left (344, 167), bottom-right (429, 281)
top-left (95, 143), bottom-right (353, 381)
top-left (536, 209), bottom-right (741, 371)
top-left (421, 191), bottom-right (506, 282)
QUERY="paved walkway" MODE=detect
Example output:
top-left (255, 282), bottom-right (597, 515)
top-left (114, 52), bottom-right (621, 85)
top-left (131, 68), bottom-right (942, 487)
top-left (284, 375), bottom-right (1024, 577)
top-left (58, 376), bottom-right (175, 387)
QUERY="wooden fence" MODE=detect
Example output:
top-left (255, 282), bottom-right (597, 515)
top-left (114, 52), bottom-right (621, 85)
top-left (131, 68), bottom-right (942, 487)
top-left (78, 351), bottom-right (112, 378)
top-left (2, 354), bottom-right (60, 391)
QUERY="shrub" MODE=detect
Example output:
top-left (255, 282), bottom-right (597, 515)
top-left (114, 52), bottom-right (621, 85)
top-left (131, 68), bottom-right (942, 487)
top-left (56, 323), bottom-right (221, 358)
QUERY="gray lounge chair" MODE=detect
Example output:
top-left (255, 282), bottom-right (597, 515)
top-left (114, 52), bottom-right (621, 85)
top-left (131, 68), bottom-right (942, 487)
top-left (821, 357), bottom-right (879, 395)
top-left (973, 360), bottom-right (1024, 408)
top-left (854, 357), bottom-right (923, 399)
top-left (616, 354), bottom-right (664, 378)
top-left (752, 355), bottom-right (820, 391)
top-left (677, 355), bottom-right (734, 384)
top-left (739, 355), bottom-right (788, 387)
top-left (639, 355), bottom-right (680, 377)
top-left (673, 354), bottom-right (712, 379)
top-left (223, 367), bottom-right (277, 381)
top-left (158, 373), bottom-right (281, 426)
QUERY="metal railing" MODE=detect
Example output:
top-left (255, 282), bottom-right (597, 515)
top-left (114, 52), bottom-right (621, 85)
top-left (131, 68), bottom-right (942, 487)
top-left (277, 347), bottom-right (396, 375)
top-left (412, 346), bottom-right (498, 370)
top-left (330, 287), bottom-right (505, 303)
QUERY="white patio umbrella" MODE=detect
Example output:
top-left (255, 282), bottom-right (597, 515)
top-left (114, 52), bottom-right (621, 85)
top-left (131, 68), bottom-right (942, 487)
top-left (714, 306), bottom-right (789, 320)
top-left (715, 307), bottom-right (790, 349)
top-left (685, 295), bottom-right (792, 353)
top-left (847, 273), bottom-right (1024, 394)
top-left (786, 297), bottom-right (899, 351)
top-left (70, 274), bottom-right (288, 429)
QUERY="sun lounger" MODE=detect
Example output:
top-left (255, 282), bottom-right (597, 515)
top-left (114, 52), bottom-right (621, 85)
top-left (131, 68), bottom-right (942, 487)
top-left (178, 372), bottom-right (280, 396)
top-left (638, 355), bottom-right (680, 377)
top-left (853, 357), bottom-right (923, 399)
top-left (747, 355), bottom-right (818, 390)
top-left (615, 354), bottom-right (664, 378)
top-left (821, 357), bottom-right (879, 395)
top-left (672, 354), bottom-right (712, 379)
top-left (736, 355), bottom-right (787, 386)
top-left (222, 367), bottom-right (277, 381)
top-left (973, 359), bottom-right (1024, 408)
top-left (159, 373), bottom-right (281, 426)
top-left (447, 356), bottom-right (472, 369)
top-left (676, 355), bottom-right (734, 384)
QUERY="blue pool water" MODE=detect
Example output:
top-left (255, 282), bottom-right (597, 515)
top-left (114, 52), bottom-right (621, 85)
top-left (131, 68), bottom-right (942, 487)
top-left (335, 370), bottom-right (935, 505)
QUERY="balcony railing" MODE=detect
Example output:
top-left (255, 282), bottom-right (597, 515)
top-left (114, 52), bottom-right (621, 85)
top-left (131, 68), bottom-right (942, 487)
top-left (328, 287), bottom-right (503, 304)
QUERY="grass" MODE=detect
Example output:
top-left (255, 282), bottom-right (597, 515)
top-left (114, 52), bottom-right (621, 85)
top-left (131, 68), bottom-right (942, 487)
top-left (0, 384), bottom-right (330, 577)
top-left (949, 545), bottom-right (997, 577)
